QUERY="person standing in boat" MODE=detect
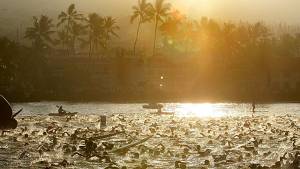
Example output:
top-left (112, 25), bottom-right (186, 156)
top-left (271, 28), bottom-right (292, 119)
top-left (0, 95), bottom-right (21, 130)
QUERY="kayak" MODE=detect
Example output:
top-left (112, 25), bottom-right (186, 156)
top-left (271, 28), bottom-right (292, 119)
top-left (48, 112), bottom-right (78, 116)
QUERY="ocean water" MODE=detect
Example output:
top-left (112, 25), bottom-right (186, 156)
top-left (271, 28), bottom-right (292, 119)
top-left (12, 102), bottom-right (300, 117)
top-left (0, 102), bottom-right (299, 168)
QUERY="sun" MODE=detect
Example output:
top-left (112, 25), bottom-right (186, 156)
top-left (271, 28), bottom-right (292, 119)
top-left (176, 103), bottom-right (226, 118)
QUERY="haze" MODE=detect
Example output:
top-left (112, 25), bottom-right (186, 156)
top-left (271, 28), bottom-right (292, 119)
top-left (1, 0), bottom-right (300, 37)
top-left (0, 0), bottom-right (300, 22)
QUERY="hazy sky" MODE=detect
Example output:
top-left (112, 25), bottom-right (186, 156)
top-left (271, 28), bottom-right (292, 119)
top-left (0, 0), bottom-right (300, 23)
top-left (1, 0), bottom-right (300, 38)
top-left (177, 0), bottom-right (300, 23)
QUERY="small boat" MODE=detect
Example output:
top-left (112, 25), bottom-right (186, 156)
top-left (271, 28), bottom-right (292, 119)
top-left (142, 103), bottom-right (163, 109)
top-left (48, 112), bottom-right (78, 116)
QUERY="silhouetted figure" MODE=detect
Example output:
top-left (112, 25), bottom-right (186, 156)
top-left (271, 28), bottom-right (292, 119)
top-left (100, 115), bottom-right (107, 128)
top-left (158, 107), bottom-right (162, 114)
top-left (58, 106), bottom-right (67, 115)
top-left (251, 100), bottom-right (256, 117)
top-left (0, 95), bottom-right (21, 130)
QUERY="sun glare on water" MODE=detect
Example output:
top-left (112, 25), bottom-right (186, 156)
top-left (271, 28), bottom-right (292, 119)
top-left (176, 103), bottom-right (226, 118)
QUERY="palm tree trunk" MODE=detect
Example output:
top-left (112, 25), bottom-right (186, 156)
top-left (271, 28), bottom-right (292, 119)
top-left (92, 41), bottom-right (95, 60)
top-left (60, 27), bottom-right (65, 53)
top-left (133, 18), bottom-right (142, 58)
top-left (152, 17), bottom-right (158, 57)
top-left (88, 37), bottom-right (92, 59)
top-left (96, 43), bottom-right (99, 60)
top-left (103, 37), bottom-right (108, 59)
top-left (66, 21), bottom-right (70, 57)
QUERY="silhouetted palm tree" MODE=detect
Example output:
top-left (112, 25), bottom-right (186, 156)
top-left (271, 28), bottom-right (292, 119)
top-left (25, 15), bottom-right (55, 50)
top-left (103, 16), bottom-right (119, 50)
top-left (57, 29), bottom-right (68, 51)
top-left (69, 23), bottom-right (86, 55)
top-left (131, 0), bottom-right (151, 57)
top-left (160, 10), bottom-right (184, 39)
top-left (159, 10), bottom-right (186, 55)
top-left (248, 22), bottom-right (270, 44)
top-left (57, 4), bottom-right (84, 55)
top-left (85, 13), bottom-right (104, 58)
top-left (221, 23), bottom-right (237, 65)
top-left (149, 0), bottom-right (171, 57)
top-left (179, 20), bottom-right (197, 55)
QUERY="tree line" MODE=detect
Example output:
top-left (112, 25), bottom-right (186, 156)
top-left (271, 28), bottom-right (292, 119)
top-left (23, 0), bottom-right (172, 58)
top-left (21, 1), bottom-right (300, 60)
top-left (24, 4), bottom-right (119, 58)
top-left (1, 0), bottom-right (300, 101)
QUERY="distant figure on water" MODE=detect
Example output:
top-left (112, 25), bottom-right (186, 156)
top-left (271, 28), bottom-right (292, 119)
top-left (158, 107), bottom-right (162, 114)
top-left (0, 95), bottom-right (22, 130)
top-left (49, 105), bottom-right (78, 116)
top-left (58, 106), bottom-right (67, 115)
top-left (100, 115), bottom-right (107, 128)
top-left (252, 100), bottom-right (256, 117)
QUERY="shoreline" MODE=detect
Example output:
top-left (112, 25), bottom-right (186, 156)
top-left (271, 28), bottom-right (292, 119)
top-left (10, 98), bottom-right (300, 104)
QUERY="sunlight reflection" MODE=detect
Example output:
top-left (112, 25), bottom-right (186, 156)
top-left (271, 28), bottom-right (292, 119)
top-left (176, 103), bottom-right (226, 118)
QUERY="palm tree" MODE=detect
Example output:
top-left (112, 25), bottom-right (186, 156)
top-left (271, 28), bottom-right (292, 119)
top-left (85, 13), bottom-right (104, 58)
top-left (131, 0), bottom-right (151, 57)
top-left (57, 4), bottom-right (84, 55)
top-left (57, 29), bottom-right (68, 51)
top-left (160, 10), bottom-right (184, 38)
top-left (221, 23), bottom-right (237, 65)
top-left (103, 16), bottom-right (119, 50)
top-left (25, 15), bottom-right (55, 50)
top-left (248, 22), bottom-right (270, 44)
top-left (69, 23), bottom-right (86, 55)
top-left (149, 0), bottom-right (171, 57)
